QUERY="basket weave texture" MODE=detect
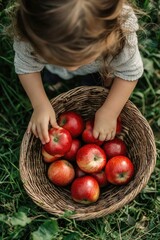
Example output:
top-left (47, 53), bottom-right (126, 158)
top-left (19, 86), bottom-right (156, 220)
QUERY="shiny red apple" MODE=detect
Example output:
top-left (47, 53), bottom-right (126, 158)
top-left (91, 169), bottom-right (108, 187)
top-left (44, 127), bottom-right (72, 156)
top-left (105, 156), bottom-right (134, 185)
top-left (71, 176), bottom-right (100, 204)
top-left (64, 138), bottom-right (81, 161)
top-left (42, 146), bottom-right (62, 163)
top-left (76, 144), bottom-right (107, 173)
top-left (48, 159), bottom-right (75, 186)
top-left (102, 138), bottom-right (127, 159)
top-left (58, 111), bottom-right (85, 138)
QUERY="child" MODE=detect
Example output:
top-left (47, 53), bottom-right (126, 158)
top-left (13, 0), bottom-right (143, 144)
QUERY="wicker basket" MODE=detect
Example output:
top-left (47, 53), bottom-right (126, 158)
top-left (19, 86), bottom-right (156, 220)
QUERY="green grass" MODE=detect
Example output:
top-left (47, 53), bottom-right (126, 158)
top-left (0, 1), bottom-right (160, 239)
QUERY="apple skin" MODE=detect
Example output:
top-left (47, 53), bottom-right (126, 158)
top-left (71, 176), bottom-right (100, 204)
top-left (82, 119), bottom-right (104, 146)
top-left (105, 156), bottom-right (134, 185)
top-left (48, 160), bottom-right (75, 186)
top-left (41, 147), bottom-right (63, 163)
top-left (116, 116), bottom-right (122, 134)
top-left (58, 111), bottom-right (85, 138)
top-left (64, 138), bottom-right (81, 161)
top-left (75, 166), bottom-right (86, 178)
top-left (76, 144), bottom-right (107, 173)
top-left (102, 138), bottom-right (127, 159)
top-left (44, 127), bottom-right (72, 156)
top-left (91, 169), bottom-right (108, 187)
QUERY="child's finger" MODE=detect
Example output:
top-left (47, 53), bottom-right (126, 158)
top-left (37, 123), bottom-right (50, 144)
top-left (92, 129), bottom-right (99, 139)
top-left (104, 133), bottom-right (112, 141)
top-left (110, 131), bottom-right (116, 140)
top-left (99, 132), bottom-right (108, 141)
top-left (31, 123), bottom-right (39, 138)
top-left (50, 117), bottom-right (59, 129)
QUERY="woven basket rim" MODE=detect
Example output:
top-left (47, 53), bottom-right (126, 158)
top-left (19, 86), bottom-right (157, 220)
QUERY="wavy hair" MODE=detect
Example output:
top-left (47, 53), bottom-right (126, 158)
top-left (13, 0), bottom-right (129, 67)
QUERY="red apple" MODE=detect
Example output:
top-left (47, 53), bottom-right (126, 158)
top-left (75, 166), bottom-right (86, 178)
top-left (102, 138), bottom-right (127, 159)
top-left (42, 147), bottom-right (63, 163)
top-left (105, 156), bottom-right (134, 185)
top-left (71, 176), bottom-right (100, 204)
top-left (58, 111), bottom-right (85, 138)
top-left (91, 169), bottom-right (108, 187)
top-left (48, 160), bottom-right (75, 186)
top-left (76, 144), bottom-right (107, 173)
top-left (82, 119), bottom-right (104, 146)
top-left (116, 116), bottom-right (122, 134)
top-left (44, 127), bottom-right (72, 156)
top-left (64, 138), bottom-right (81, 161)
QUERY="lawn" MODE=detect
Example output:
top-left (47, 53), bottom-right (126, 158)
top-left (0, 0), bottom-right (160, 239)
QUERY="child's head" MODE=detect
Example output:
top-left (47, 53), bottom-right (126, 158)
top-left (16, 0), bottom-right (125, 67)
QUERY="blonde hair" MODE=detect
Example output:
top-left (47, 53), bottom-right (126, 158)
top-left (14, 0), bottom-right (129, 67)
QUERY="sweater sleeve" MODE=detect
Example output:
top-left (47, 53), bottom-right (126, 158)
top-left (109, 5), bottom-right (144, 81)
top-left (13, 39), bottom-right (46, 74)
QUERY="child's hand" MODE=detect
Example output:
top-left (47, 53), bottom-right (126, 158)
top-left (27, 102), bottom-right (58, 144)
top-left (93, 106), bottom-right (118, 141)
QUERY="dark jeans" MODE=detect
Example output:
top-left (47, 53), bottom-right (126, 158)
top-left (42, 68), bottom-right (103, 87)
